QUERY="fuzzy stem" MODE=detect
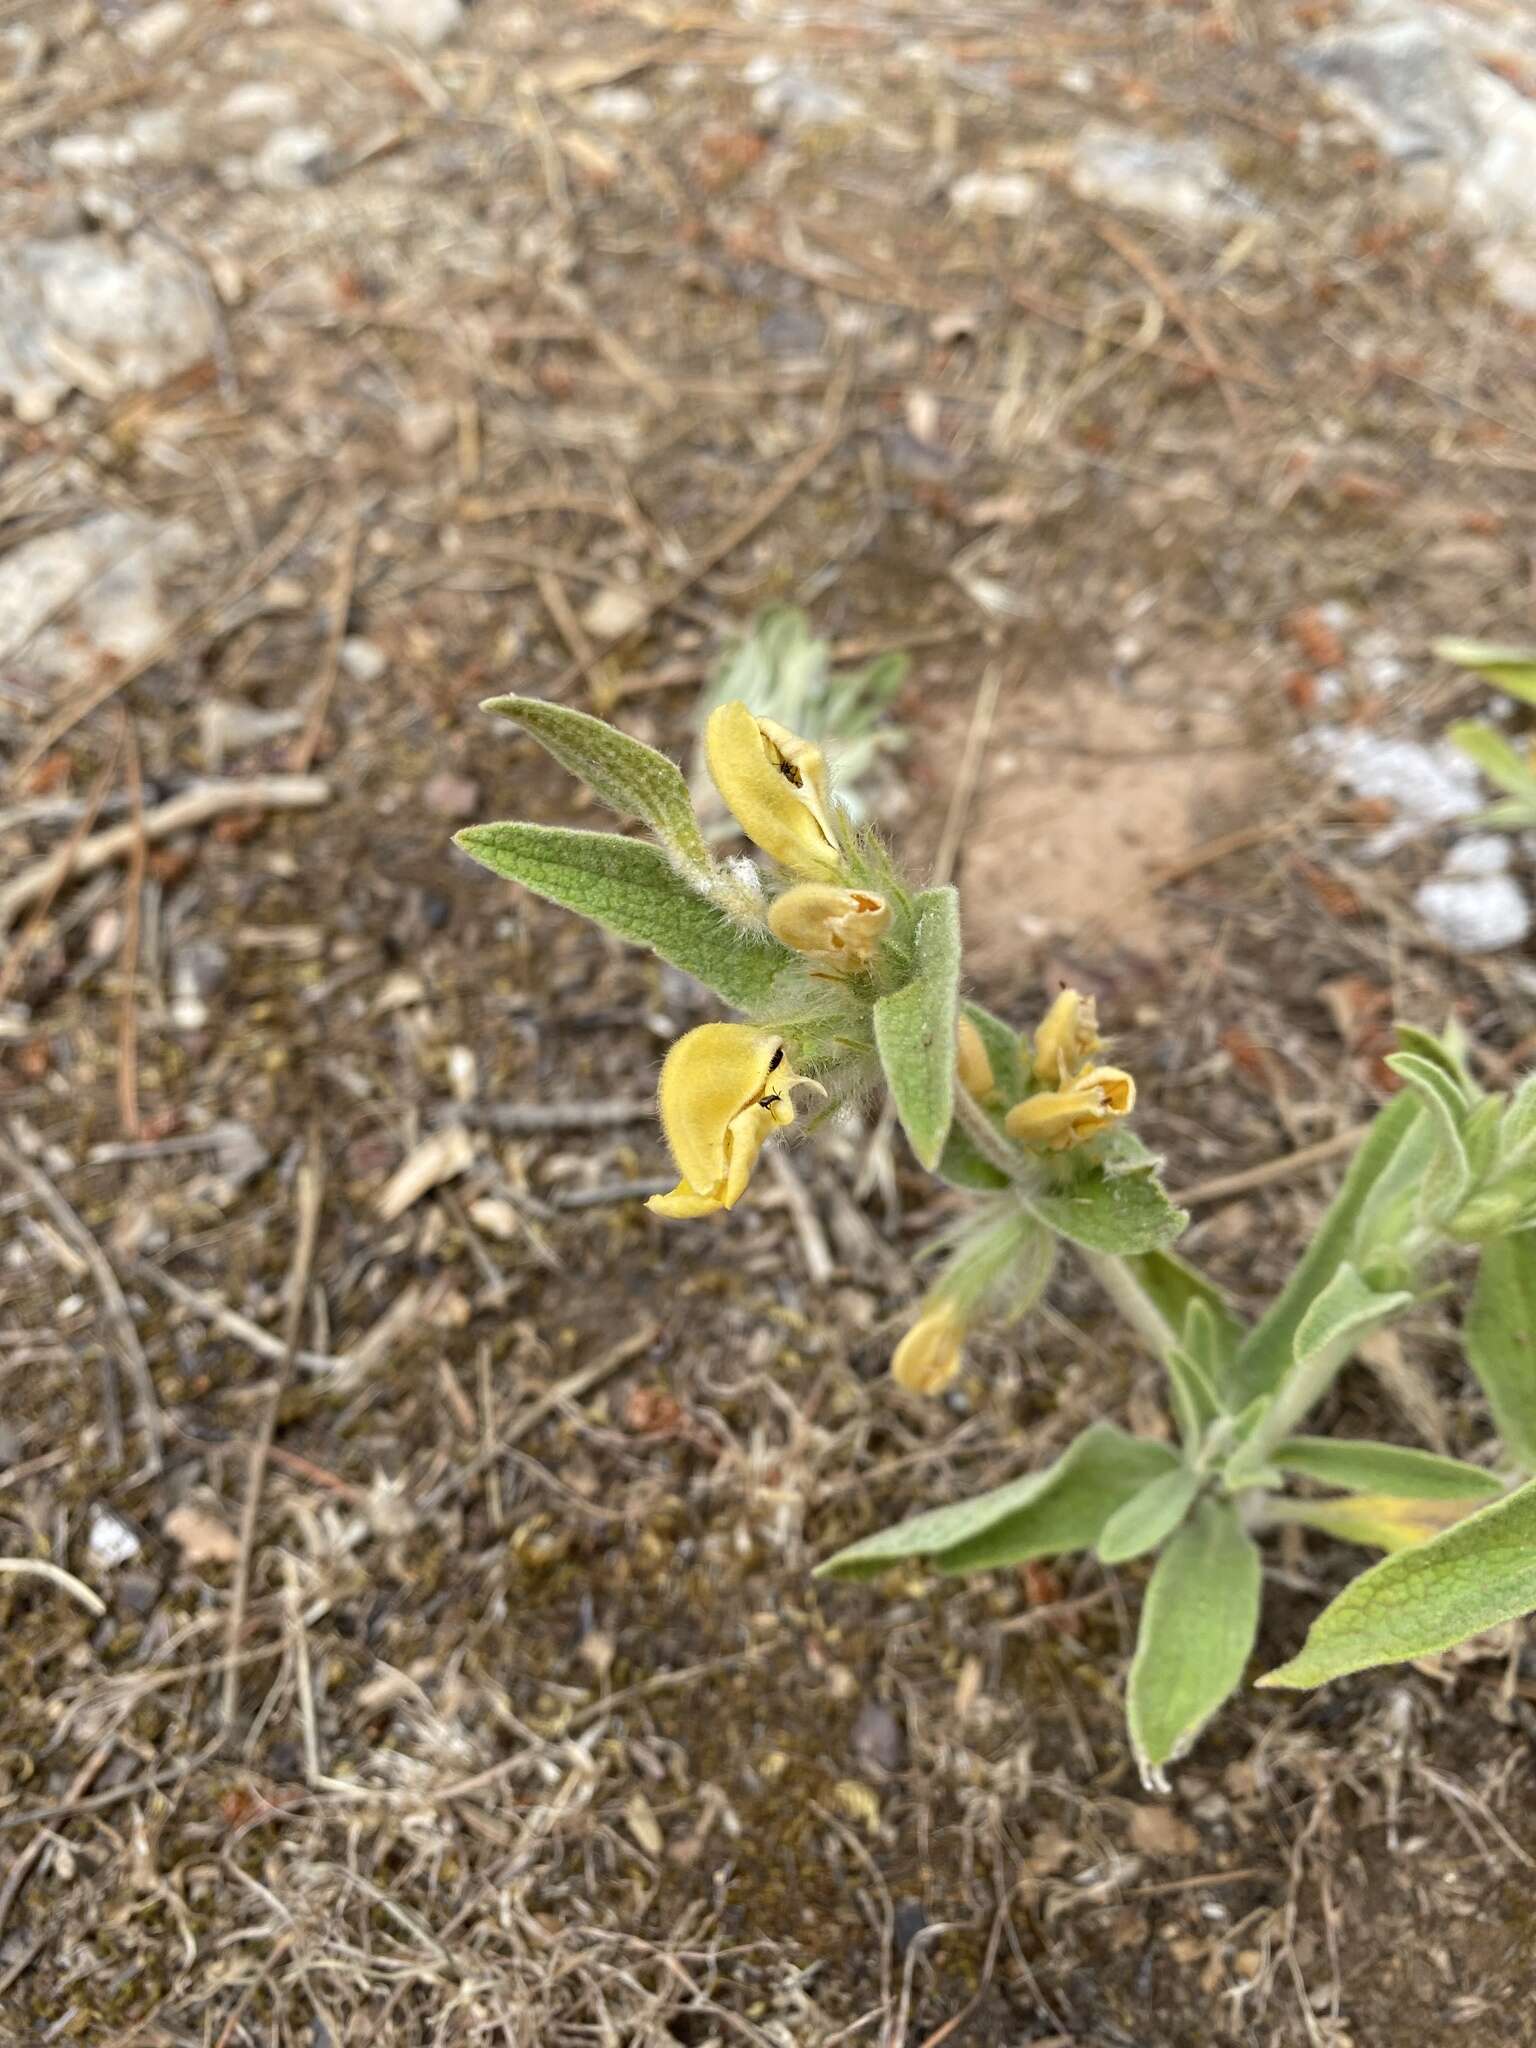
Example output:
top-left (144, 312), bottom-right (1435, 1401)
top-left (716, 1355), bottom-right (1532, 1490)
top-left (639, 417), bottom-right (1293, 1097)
top-left (1080, 1249), bottom-right (1176, 1364)
top-left (950, 1084), bottom-right (1032, 1180)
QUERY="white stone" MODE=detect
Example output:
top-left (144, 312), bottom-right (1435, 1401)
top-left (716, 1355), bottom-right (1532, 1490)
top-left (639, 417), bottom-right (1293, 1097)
top-left (220, 81), bottom-right (301, 126)
top-left (581, 585), bottom-right (650, 639)
top-left (0, 233), bottom-right (217, 421)
top-left (322, 0), bottom-right (463, 48)
top-left (1415, 871), bottom-right (1531, 952)
top-left (120, 0), bottom-right (190, 57)
top-left (949, 170), bottom-right (1041, 219)
top-left (583, 86), bottom-right (653, 124)
top-left (1305, 727), bottom-right (1484, 853)
top-left (88, 1504), bottom-right (141, 1569)
top-left (1442, 833), bottom-right (1511, 876)
top-left (340, 636), bottom-right (388, 683)
top-left (747, 57), bottom-right (858, 126)
top-left (1069, 121), bottom-right (1261, 228)
top-left (0, 511), bottom-right (198, 698)
top-left (251, 125), bottom-right (332, 191)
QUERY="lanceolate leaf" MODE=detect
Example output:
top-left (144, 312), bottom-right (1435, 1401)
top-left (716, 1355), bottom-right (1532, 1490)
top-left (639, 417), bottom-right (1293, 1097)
top-left (1028, 1169), bottom-right (1188, 1256)
top-left (1385, 1051), bottom-right (1472, 1221)
top-left (1232, 1092), bottom-right (1424, 1403)
top-left (1448, 721), bottom-right (1536, 801)
top-left (1465, 1234), bottom-right (1536, 1473)
top-left (815, 1422), bottom-right (1178, 1581)
top-left (1261, 1476), bottom-right (1536, 1687)
top-left (1096, 1467), bottom-right (1202, 1565)
top-left (1121, 1249), bottom-right (1247, 1388)
top-left (872, 886), bottom-right (961, 1170)
top-left (1127, 1498), bottom-right (1261, 1780)
top-left (1433, 637), bottom-right (1536, 704)
top-left (482, 695), bottom-right (713, 869)
top-left (454, 823), bottom-right (786, 1009)
top-left (1273, 1437), bottom-right (1502, 1502)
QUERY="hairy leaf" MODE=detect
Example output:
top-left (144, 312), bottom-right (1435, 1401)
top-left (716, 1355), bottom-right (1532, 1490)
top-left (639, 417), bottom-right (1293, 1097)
top-left (1434, 638), bottom-right (1536, 705)
top-left (816, 1422), bottom-right (1178, 1581)
top-left (872, 886), bottom-right (961, 1170)
top-left (1274, 1493), bottom-right (1480, 1555)
top-left (1096, 1467), bottom-right (1202, 1565)
top-left (1127, 1499), bottom-right (1261, 1779)
top-left (1261, 1477), bottom-right (1536, 1687)
top-left (1028, 1169), bottom-right (1188, 1256)
top-left (454, 823), bottom-right (785, 1009)
top-left (1465, 1234), bottom-right (1536, 1473)
top-left (1273, 1437), bottom-right (1502, 1502)
top-left (482, 695), bottom-right (712, 869)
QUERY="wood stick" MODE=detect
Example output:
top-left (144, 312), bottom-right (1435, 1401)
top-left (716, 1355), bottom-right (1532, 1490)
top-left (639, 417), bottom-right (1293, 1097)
top-left (1171, 1126), bottom-right (1368, 1209)
top-left (0, 776), bottom-right (330, 931)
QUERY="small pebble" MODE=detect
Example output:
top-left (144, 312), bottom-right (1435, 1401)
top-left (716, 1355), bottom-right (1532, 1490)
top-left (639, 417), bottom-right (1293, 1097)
top-left (1415, 872), bottom-right (1532, 953)
top-left (88, 1505), bottom-right (142, 1569)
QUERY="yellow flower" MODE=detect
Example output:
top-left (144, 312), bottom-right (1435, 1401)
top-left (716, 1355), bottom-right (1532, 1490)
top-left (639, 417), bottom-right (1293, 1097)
top-left (704, 700), bottom-right (843, 879)
top-left (647, 1022), bottom-right (823, 1219)
top-left (891, 1301), bottom-right (967, 1395)
top-left (768, 882), bottom-right (890, 966)
top-left (1004, 1065), bottom-right (1135, 1152)
top-left (1031, 987), bottom-right (1103, 1086)
top-left (955, 1013), bottom-right (995, 1100)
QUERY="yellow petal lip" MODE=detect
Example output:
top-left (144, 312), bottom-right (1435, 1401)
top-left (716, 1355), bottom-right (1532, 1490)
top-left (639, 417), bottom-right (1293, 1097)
top-left (1031, 987), bottom-right (1103, 1087)
top-left (646, 1020), bottom-right (822, 1220)
top-left (1004, 1064), bottom-right (1135, 1151)
top-left (704, 700), bottom-right (843, 879)
top-left (955, 1013), bottom-right (996, 1099)
top-left (891, 1303), bottom-right (966, 1395)
top-left (768, 883), bottom-right (890, 964)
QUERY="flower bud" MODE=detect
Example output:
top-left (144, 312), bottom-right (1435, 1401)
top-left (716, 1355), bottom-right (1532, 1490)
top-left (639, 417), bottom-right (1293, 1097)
top-left (1030, 987), bottom-right (1103, 1086)
top-left (891, 1302), bottom-right (967, 1395)
top-left (768, 883), bottom-right (890, 966)
top-left (955, 1013), bottom-right (996, 1099)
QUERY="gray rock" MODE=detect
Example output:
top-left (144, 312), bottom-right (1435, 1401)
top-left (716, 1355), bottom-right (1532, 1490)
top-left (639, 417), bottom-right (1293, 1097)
top-left (1305, 727), bottom-right (1484, 853)
top-left (0, 234), bottom-right (217, 421)
top-left (1442, 833), bottom-right (1511, 876)
top-left (1294, 2), bottom-right (1536, 307)
top-left (1069, 122), bottom-right (1262, 228)
top-left (0, 511), bottom-right (198, 699)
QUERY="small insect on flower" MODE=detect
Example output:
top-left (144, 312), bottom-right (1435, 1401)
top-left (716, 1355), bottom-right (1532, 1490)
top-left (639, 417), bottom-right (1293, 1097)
top-left (768, 883), bottom-right (890, 966)
top-left (1004, 1065), bottom-right (1135, 1152)
top-left (647, 1021), bottom-right (825, 1219)
top-left (891, 1300), bottom-right (967, 1395)
top-left (1030, 987), bottom-right (1104, 1087)
top-left (705, 700), bottom-right (844, 880)
top-left (955, 1013), bottom-right (996, 1100)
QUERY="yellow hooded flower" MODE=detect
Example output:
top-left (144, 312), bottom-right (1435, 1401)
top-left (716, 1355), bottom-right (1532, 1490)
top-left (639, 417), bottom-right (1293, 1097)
top-left (891, 1301), bottom-right (967, 1396)
top-left (704, 700), bottom-right (843, 879)
top-left (955, 1013), bottom-right (996, 1100)
top-left (768, 882), bottom-right (890, 966)
top-left (1030, 987), bottom-right (1103, 1086)
top-left (647, 1022), bottom-right (823, 1219)
top-left (1004, 1065), bottom-right (1135, 1152)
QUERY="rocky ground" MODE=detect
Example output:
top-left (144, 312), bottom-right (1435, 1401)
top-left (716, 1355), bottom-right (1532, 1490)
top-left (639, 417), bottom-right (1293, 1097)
top-left (3, 1), bottom-right (1536, 2043)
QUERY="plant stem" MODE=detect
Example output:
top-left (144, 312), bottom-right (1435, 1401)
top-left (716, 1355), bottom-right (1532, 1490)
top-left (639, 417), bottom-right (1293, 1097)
top-left (1081, 1249), bottom-right (1175, 1363)
top-left (950, 1084), bottom-right (1032, 1180)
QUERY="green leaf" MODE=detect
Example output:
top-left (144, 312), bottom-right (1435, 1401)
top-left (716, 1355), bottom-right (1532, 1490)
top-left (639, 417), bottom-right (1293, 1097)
top-left (1028, 1169), bottom-right (1188, 1256)
top-left (1385, 1052), bottom-right (1472, 1221)
top-left (454, 823), bottom-right (786, 1009)
top-left (482, 695), bottom-right (712, 869)
top-left (1392, 1023), bottom-right (1476, 1102)
top-left (1165, 1346), bottom-right (1220, 1451)
top-left (1127, 1499), bottom-right (1261, 1780)
top-left (872, 886), bottom-right (961, 1170)
top-left (935, 1119), bottom-right (1011, 1192)
top-left (1261, 1476), bottom-right (1536, 1687)
top-left (1447, 721), bottom-right (1536, 800)
top-left (1465, 1235), bottom-right (1536, 1473)
top-left (1232, 1091), bottom-right (1424, 1403)
top-left (1097, 1467), bottom-right (1202, 1564)
top-left (815, 1422), bottom-right (1179, 1581)
top-left (1272, 1438), bottom-right (1501, 1501)
top-left (1434, 637), bottom-right (1536, 706)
